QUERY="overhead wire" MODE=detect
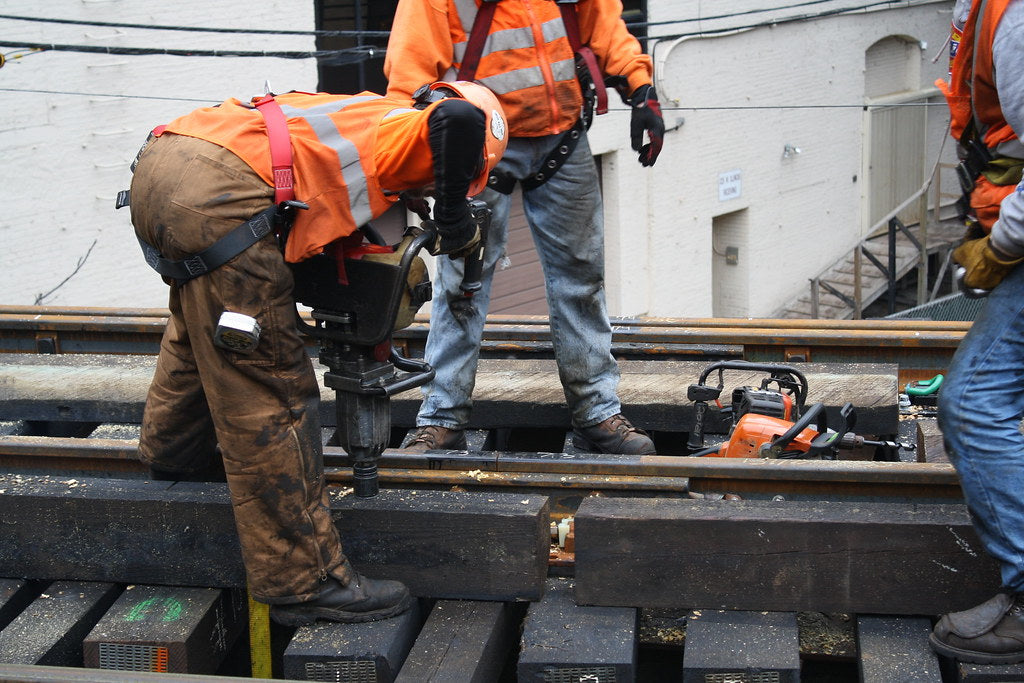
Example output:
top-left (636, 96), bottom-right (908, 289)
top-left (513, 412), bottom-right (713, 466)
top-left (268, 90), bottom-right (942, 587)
top-left (0, 40), bottom-right (375, 60)
top-left (630, 0), bottom-right (944, 41)
top-left (0, 86), bottom-right (950, 110)
top-left (0, 0), bottom-right (945, 52)
top-left (0, 14), bottom-right (389, 38)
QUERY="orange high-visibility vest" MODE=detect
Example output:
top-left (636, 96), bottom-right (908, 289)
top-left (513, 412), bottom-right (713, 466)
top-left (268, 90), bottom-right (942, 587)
top-left (939, 0), bottom-right (1016, 150)
top-left (385, 0), bottom-right (652, 138)
top-left (937, 0), bottom-right (1023, 230)
top-left (163, 92), bottom-right (432, 262)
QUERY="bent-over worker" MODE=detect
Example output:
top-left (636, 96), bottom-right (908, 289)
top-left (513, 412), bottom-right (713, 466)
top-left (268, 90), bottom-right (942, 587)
top-left (126, 83), bottom-right (506, 626)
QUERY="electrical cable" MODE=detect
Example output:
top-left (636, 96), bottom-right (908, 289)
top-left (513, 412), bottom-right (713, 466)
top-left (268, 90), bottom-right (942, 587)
top-left (0, 86), bottom-right (950, 110)
top-left (0, 13), bottom-right (389, 38)
top-left (0, 87), bottom-right (215, 103)
top-left (629, 0), bottom-right (944, 41)
top-left (0, 39), bottom-right (378, 60)
top-left (627, 0), bottom-right (937, 29)
top-left (1, 0), bottom-right (944, 45)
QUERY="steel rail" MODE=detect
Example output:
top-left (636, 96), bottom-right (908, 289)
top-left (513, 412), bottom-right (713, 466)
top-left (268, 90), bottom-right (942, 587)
top-left (0, 436), bottom-right (963, 502)
top-left (0, 307), bottom-right (966, 384)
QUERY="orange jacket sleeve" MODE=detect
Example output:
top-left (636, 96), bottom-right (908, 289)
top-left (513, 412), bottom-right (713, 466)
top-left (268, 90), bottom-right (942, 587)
top-left (578, 0), bottom-right (653, 95)
top-left (384, 0), bottom-right (455, 101)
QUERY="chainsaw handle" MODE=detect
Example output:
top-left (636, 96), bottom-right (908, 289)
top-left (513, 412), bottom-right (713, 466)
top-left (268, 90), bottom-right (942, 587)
top-left (694, 361), bottom-right (809, 408)
top-left (761, 401), bottom-right (827, 457)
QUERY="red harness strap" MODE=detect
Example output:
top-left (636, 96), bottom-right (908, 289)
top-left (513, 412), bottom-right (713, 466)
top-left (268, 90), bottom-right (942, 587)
top-left (154, 98), bottom-right (295, 205)
top-left (457, 1), bottom-right (607, 116)
top-left (457, 0), bottom-right (500, 81)
top-left (252, 95), bottom-right (295, 204)
top-left (557, 3), bottom-right (608, 115)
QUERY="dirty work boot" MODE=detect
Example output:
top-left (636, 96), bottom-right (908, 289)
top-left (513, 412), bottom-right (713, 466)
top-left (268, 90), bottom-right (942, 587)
top-left (930, 591), bottom-right (1024, 664)
top-left (270, 571), bottom-right (412, 626)
top-left (572, 414), bottom-right (656, 455)
top-left (402, 425), bottom-right (467, 451)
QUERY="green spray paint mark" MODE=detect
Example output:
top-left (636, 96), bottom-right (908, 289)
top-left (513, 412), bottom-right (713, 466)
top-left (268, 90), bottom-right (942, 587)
top-left (126, 597), bottom-right (184, 622)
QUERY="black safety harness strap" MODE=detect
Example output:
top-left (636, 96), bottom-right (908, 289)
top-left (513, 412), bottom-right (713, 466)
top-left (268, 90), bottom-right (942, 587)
top-left (134, 204), bottom-right (279, 283)
top-left (119, 95), bottom-right (305, 283)
top-left (487, 117), bottom-right (584, 194)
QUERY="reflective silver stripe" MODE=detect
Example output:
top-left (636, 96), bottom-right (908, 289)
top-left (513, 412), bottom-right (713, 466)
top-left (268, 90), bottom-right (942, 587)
top-left (449, 3), bottom-right (569, 80)
top-left (539, 17), bottom-right (568, 44)
top-left (479, 57), bottom-right (576, 95)
top-left (383, 108), bottom-right (418, 119)
top-left (453, 0), bottom-right (477, 34)
top-left (279, 96), bottom-right (380, 227)
top-left (549, 57), bottom-right (577, 82)
top-left (455, 25), bottom-right (536, 64)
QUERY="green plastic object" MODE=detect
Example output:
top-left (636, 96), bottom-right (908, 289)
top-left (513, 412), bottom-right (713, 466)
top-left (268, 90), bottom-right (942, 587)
top-left (905, 374), bottom-right (944, 396)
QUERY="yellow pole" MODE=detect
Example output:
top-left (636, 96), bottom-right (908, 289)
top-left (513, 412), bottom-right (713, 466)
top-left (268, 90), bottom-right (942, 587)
top-left (247, 586), bottom-right (273, 678)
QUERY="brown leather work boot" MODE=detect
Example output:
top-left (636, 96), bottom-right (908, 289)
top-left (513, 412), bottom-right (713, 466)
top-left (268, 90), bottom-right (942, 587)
top-left (930, 591), bottom-right (1024, 664)
top-left (270, 571), bottom-right (412, 627)
top-left (572, 413), bottom-right (656, 455)
top-left (402, 425), bottom-right (467, 451)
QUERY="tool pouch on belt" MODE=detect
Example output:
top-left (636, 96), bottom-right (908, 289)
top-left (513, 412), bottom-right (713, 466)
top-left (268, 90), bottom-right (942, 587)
top-left (954, 124), bottom-right (1024, 225)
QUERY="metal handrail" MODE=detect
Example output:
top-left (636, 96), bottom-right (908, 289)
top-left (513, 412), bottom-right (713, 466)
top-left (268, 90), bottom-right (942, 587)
top-left (805, 114), bottom-right (954, 319)
top-left (807, 164), bottom-right (940, 319)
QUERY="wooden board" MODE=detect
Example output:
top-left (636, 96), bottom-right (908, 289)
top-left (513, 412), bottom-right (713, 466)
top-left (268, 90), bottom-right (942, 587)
top-left (0, 580), bottom-right (37, 633)
top-left (0, 581), bottom-right (120, 666)
top-left (856, 616), bottom-right (941, 682)
top-left (395, 600), bottom-right (516, 683)
top-left (0, 475), bottom-right (550, 602)
top-left (0, 353), bottom-right (900, 434)
top-left (517, 577), bottom-right (636, 682)
top-left (82, 586), bottom-right (246, 674)
top-left (682, 610), bottom-right (800, 683)
top-left (573, 496), bottom-right (1001, 615)
top-left (283, 599), bottom-right (423, 683)
top-left (916, 418), bottom-right (949, 464)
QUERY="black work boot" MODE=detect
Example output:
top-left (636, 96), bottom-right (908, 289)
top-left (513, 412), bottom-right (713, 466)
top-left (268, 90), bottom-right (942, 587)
top-left (402, 425), bottom-right (467, 451)
top-left (572, 413), bottom-right (656, 455)
top-left (270, 571), bottom-right (412, 627)
top-left (930, 591), bottom-right (1024, 664)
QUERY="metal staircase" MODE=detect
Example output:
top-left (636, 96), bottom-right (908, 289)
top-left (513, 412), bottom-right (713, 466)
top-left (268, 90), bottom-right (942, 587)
top-left (773, 218), bottom-right (965, 320)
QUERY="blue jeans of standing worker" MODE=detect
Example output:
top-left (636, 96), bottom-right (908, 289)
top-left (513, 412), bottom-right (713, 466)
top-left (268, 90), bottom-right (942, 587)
top-left (416, 131), bottom-right (622, 430)
top-left (939, 263), bottom-right (1024, 592)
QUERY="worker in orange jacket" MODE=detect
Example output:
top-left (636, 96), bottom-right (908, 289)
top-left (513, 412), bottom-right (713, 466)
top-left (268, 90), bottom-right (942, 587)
top-left (938, 0), bottom-right (1024, 233)
top-left (386, 0), bottom-right (665, 456)
top-left (127, 83), bottom-right (505, 626)
top-left (931, 0), bottom-right (1024, 665)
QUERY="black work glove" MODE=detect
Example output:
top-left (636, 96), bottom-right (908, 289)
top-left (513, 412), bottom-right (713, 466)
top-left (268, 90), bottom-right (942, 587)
top-left (430, 200), bottom-right (481, 259)
top-left (628, 84), bottom-right (665, 167)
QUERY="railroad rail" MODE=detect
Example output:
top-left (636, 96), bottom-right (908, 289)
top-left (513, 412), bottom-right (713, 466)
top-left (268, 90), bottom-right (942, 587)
top-left (0, 305), bottom-right (970, 385)
top-left (0, 307), bottom-right (1017, 682)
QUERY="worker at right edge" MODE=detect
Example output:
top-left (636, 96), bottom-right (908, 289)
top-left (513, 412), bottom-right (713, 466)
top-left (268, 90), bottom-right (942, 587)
top-left (384, 0), bottom-right (665, 456)
top-left (930, 0), bottom-right (1024, 665)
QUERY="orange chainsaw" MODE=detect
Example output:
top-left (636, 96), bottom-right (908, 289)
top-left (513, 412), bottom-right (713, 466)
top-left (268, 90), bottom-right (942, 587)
top-left (685, 361), bottom-right (858, 459)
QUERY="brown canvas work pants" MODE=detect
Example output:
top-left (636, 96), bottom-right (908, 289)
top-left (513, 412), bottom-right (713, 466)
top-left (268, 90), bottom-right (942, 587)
top-left (130, 133), bottom-right (351, 603)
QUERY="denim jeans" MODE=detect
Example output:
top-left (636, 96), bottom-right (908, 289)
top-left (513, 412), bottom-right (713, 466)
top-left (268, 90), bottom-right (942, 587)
top-left (939, 263), bottom-right (1024, 592)
top-left (416, 131), bottom-right (622, 429)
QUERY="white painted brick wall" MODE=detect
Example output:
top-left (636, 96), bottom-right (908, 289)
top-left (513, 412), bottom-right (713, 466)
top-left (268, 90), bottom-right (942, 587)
top-left (0, 0), bottom-right (315, 308)
top-left (0, 0), bottom-right (955, 318)
top-left (594, 0), bottom-right (955, 317)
